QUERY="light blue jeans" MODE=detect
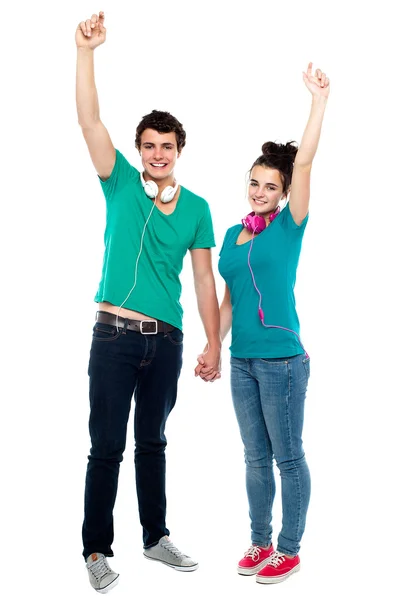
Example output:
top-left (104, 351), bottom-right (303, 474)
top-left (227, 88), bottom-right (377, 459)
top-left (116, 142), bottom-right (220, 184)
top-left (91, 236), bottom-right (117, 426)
top-left (230, 354), bottom-right (311, 556)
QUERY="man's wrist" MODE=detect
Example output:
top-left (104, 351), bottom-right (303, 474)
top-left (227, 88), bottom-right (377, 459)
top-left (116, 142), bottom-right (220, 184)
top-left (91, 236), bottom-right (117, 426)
top-left (207, 336), bottom-right (222, 350)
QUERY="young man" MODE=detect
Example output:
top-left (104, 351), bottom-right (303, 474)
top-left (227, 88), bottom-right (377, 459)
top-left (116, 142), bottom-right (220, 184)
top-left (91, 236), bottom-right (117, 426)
top-left (76, 12), bottom-right (221, 593)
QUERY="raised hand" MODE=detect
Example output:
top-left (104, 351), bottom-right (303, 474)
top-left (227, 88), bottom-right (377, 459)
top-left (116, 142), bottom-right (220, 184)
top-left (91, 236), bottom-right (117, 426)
top-left (75, 11), bottom-right (106, 50)
top-left (303, 62), bottom-right (330, 98)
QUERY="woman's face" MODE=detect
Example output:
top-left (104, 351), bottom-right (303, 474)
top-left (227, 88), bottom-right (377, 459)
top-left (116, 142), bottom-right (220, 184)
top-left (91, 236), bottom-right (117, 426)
top-left (248, 166), bottom-right (284, 216)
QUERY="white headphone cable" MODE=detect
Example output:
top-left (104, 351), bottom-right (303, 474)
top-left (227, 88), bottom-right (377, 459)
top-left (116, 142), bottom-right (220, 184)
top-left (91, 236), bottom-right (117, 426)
top-left (115, 197), bottom-right (158, 331)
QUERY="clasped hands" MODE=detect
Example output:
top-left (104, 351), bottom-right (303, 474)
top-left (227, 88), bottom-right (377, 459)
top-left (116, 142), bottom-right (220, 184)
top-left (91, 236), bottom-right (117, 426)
top-left (194, 343), bottom-right (221, 383)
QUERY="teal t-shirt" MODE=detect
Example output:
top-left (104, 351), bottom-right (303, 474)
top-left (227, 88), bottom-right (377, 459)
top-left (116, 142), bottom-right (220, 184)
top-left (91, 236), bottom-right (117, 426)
top-left (218, 204), bottom-right (308, 358)
top-left (94, 150), bottom-right (215, 330)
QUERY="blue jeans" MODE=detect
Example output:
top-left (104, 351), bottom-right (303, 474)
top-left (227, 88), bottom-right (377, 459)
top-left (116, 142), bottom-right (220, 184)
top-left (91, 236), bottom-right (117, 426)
top-left (82, 317), bottom-right (183, 559)
top-left (230, 354), bottom-right (311, 556)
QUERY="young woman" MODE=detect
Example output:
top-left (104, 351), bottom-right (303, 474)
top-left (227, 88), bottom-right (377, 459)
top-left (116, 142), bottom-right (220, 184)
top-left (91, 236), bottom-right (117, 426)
top-left (204, 63), bottom-right (330, 584)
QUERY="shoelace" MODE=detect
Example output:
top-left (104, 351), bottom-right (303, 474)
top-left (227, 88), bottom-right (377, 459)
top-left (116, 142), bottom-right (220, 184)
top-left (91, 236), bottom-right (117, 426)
top-left (244, 546), bottom-right (261, 561)
top-left (161, 540), bottom-right (186, 558)
top-left (267, 551), bottom-right (286, 568)
top-left (88, 555), bottom-right (111, 581)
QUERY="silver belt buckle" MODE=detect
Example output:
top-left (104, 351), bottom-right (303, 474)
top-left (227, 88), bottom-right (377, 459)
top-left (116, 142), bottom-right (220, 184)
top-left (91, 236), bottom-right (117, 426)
top-left (140, 319), bottom-right (158, 335)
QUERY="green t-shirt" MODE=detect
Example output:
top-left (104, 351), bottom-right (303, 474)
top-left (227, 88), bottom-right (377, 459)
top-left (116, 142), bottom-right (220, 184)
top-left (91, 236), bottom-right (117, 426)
top-left (218, 204), bottom-right (308, 358)
top-left (94, 150), bottom-right (215, 330)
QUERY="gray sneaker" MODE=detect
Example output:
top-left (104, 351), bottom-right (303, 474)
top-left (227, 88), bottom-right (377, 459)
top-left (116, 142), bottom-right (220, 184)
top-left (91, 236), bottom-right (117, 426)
top-left (86, 553), bottom-right (119, 593)
top-left (144, 535), bottom-right (198, 571)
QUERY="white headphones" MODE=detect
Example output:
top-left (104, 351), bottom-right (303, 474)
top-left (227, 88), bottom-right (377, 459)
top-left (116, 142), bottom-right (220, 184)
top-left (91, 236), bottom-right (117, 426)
top-left (140, 172), bottom-right (179, 204)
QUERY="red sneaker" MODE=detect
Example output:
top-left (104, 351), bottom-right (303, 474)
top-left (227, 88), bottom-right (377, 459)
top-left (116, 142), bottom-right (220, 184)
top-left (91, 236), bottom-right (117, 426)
top-left (256, 551), bottom-right (300, 584)
top-left (237, 544), bottom-right (274, 575)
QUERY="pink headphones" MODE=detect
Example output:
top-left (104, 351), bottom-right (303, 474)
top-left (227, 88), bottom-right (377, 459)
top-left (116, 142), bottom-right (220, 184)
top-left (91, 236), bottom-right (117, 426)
top-left (242, 206), bottom-right (280, 233)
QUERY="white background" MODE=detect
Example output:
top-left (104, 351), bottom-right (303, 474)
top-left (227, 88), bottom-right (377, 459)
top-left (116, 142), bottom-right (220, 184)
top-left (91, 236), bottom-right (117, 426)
top-left (1, 1), bottom-right (398, 598)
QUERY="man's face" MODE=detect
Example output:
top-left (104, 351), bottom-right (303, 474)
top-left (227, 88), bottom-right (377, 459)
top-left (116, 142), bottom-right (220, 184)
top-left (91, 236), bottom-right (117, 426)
top-left (140, 129), bottom-right (180, 181)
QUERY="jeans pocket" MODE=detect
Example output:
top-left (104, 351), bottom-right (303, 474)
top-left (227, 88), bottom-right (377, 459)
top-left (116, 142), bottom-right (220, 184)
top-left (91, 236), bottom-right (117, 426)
top-left (165, 328), bottom-right (184, 346)
top-left (92, 323), bottom-right (123, 342)
top-left (302, 356), bottom-right (310, 378)
top-left (259, 357), bottom-right (289, 365)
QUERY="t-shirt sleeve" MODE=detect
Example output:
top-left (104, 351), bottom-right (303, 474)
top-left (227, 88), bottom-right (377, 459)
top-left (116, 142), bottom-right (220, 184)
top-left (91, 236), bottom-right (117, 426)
top-left (219, 231), bottom-right (228, 257)
top-left (278, 202), bottom-right (309, 232)
top-left (190, 202), bottom-right (216, 249)
top-left (98, 149), bottom-right (139, 201)
top-left (219, 226), bottom-right (236, 256)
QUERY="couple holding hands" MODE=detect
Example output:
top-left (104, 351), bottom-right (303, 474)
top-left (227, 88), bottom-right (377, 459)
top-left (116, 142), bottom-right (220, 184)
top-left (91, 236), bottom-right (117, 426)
top-left (76, 11), bottom-right (329, 593)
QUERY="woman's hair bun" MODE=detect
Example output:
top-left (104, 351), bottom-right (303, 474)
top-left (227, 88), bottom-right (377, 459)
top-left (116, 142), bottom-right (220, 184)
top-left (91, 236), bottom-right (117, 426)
top-left (261, 141), bottom-right (298, 160)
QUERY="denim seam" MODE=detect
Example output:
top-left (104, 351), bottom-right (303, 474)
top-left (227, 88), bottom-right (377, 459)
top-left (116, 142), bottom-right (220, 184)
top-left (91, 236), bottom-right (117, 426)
top-left (92, 328), bottom-right (123, 343)
top-left (165, 332), bottom-right (184, 346)
top-left (265, 417), bottom-right (274, 545)
top-left (140, 336), bottom-right (150, 367)
top-left (238, 359), bottom-right (273, 547)
top-left (257, 361), bottom-right (275, 547)
top-left (285, 361), bottom-right (301, 553)
top-left (266, 457), bottom-right (274, 545)
top-left (302, 357), bottom-right (310, 378)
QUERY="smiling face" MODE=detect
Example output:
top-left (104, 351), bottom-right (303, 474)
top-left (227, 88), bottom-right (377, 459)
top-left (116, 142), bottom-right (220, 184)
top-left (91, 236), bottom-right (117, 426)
top-left (248, 165), bottom-right (286, 217)
top-left (140, 128), bottom-right (180, 184)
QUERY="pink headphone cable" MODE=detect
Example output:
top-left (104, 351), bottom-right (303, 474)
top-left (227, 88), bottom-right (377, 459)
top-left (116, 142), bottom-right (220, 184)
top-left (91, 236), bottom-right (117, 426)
top-left (248, 234), bottom-right (309, 359)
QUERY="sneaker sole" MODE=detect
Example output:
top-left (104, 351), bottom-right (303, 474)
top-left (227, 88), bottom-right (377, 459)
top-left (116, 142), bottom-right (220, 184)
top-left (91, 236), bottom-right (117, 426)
top-left (237, 557), bottom-right (272, 576)
top-left (95, 574), bottom-right (120, 594)
top-left (256, 564), bottom-right (300, 584)
top-left (144, 554), bottom-right (199, 572)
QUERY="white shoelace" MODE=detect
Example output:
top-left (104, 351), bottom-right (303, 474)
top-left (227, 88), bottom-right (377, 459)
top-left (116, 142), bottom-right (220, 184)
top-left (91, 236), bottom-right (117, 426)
top-left (161, 540), bottom-right (186, 558)
top-left (88, 555), bottom-right (111, 581)
top-left (244, 546), bottom-right (261, 561)
top-left (267, 551), bottom-right (286, 568)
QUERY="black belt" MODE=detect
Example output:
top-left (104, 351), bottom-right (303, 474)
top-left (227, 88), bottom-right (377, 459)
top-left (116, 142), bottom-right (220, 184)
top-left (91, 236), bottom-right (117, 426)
top-left (96, 311), bottom-right (175, 335)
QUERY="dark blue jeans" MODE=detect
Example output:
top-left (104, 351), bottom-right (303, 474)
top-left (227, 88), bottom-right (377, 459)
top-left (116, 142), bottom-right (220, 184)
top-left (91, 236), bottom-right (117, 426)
top-left (82, 317), bottom-right (183, 559)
